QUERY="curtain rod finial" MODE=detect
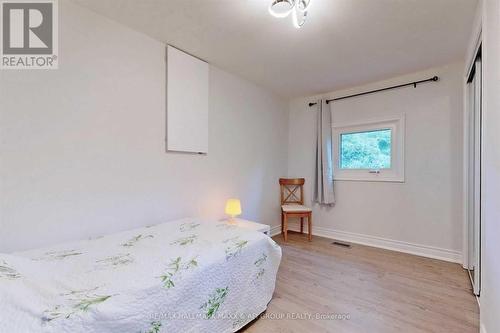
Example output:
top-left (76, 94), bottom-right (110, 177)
top-left (432, 76), bottom-right (439, 81)
top-left (308, 102), bottom-right (317, 107)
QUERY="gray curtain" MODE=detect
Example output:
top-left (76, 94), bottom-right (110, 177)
top-left (313, 100), bottom-right (335, 205)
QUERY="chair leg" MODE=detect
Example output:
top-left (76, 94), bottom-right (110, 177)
top-left (308, 213), bottom-right (312, 241)
top-left (281, 212), bottom-right (284, 233)
top-left (283, 213), bottom-right (288, 242)
top-left (300, 217), bottom-right (304, 234)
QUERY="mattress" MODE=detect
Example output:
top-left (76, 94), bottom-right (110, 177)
top-left (0, 218), bottom-right (282, 333)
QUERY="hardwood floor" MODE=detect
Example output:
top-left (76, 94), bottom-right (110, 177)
top-left (243, 232), bottom-right (479, 333)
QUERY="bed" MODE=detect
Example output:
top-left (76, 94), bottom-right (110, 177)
top-left (0, 218), bottom-right (282, 333)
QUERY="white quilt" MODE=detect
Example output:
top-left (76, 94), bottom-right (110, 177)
top-left (0, 218), bottom-right (282, 333)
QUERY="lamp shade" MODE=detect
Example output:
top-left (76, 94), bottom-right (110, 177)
top-left (225, 199), bottom-right (242, 217)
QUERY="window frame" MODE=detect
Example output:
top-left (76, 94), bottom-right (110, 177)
top-left (332, 115), bottom-right (405, 182)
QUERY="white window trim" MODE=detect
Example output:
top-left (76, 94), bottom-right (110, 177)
top-left (332, 115), bottom-right (405, 182)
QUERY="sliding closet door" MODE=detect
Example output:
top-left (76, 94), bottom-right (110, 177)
top-left (467, 57), bottom-right (481, 296)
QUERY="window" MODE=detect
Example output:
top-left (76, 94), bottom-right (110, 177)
top-left (340, 129), bottom-right (392, 169)
top-left (333, 116), bottom-right (405, 182)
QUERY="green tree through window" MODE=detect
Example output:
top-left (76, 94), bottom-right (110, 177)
top-left (340, 129), bottom-right (392, 169)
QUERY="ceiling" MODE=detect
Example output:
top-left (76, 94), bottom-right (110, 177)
top-left (72, 0), bottom-right (478, 98)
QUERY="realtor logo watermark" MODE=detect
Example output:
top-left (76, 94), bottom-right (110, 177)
top-left (1, 0), bottom-right (58, 69)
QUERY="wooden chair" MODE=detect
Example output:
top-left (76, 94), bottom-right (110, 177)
top-left (279, 178), bottom-right (312, 242)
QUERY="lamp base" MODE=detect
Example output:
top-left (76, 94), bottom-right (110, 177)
top-left (227, 216), bottom-right (237, 225)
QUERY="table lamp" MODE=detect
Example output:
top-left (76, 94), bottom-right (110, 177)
top-left (225, 199), bottom-right (242, 224)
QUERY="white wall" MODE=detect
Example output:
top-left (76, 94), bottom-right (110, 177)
top-left (0, 0), bottom-right (288, 253)
top-left (479, 0), bottom-right (500, 331)
top-left (287, 63), bottom-right (464, 262)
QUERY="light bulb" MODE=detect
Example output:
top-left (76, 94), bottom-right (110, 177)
top-left (269, 0), bottom-right (310, 28)
top-left (297, 0), bottom-right (312, 12)
top-left (292, 6), bottom-right (307, 28)
top-left (268, 0), bottom-right (294, 18)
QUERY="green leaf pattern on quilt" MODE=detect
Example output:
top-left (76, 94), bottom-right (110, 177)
top-left (42, 288), bottom-right (113, 322)
top-left (96, 253), bottom-right (134, 268)
top-left (200, 287), bottom-right (228, 319)
top-left (224, 237), bottom-right (248, 260)
top-left (121, 234), bottom-right (154, 247)
top-left (159, 256), bottom-right (198, 289)
top-left (141, 321), bottom-right (162, 333)
top-left (179, 222), bottom-right (200, 232)
top-left (170, 234), bottom-right (198, 246)
top-left (253, 253), bottom-right (268, 280)
top-left (33, 249), bottom-right (83, 261)
top-left (74, 295), bottom-right (112, 312)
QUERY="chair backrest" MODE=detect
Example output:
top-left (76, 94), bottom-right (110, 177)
top-left (279, 178), bottom-right (305, 205)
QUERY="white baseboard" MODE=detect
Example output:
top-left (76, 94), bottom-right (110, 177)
top-left (270, 225), bottom-right (282, 237)
top-left (270, 224), bottom-right (462, 264)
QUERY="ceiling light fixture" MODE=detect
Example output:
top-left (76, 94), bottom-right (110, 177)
top-left (268, 0), bottom-right (312, 28)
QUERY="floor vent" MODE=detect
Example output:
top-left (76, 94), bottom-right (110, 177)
top-left (332, 241), bottom-right (351, 248)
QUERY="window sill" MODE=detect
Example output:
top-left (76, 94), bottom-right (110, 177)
top-left (334, 176), bottom-right (405, 183)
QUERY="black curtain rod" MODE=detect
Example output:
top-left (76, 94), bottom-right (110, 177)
top-left (308, 76), bottom-right (439, 107)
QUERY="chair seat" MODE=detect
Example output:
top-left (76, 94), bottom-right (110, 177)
top-left (281, 204), bottom-right (312, 213)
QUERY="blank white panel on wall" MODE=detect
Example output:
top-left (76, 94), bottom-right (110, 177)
top-left (167, 45), bottom-right (209, 153)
